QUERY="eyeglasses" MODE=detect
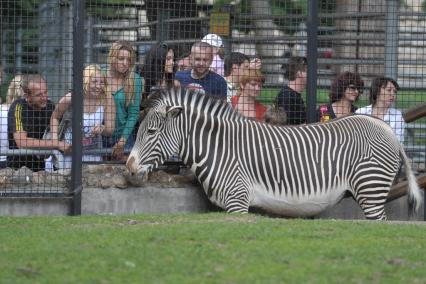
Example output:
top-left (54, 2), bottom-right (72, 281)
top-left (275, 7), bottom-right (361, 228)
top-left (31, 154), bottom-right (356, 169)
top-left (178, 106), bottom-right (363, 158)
top-left (347, 84), bottom-right (363, 94)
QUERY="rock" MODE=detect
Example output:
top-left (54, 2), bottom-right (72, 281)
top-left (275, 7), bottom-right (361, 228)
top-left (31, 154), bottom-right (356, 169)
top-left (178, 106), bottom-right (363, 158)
top-left (10, 167), bottom-right (33, 185)
top-left (0, 163), bottom-right (198, 191)
top-left (0, 168), bottom-right (14, 188)
top-left (32, 171), bottom-right (68, 189)
top-left (125, 172), bottom-right (147, 187)
top-left (145, 169), bottom-right (196, 188)
top-left (100, 178), bottom-right (111, 189)
top-left (113, 175), bottom-right (128, 189)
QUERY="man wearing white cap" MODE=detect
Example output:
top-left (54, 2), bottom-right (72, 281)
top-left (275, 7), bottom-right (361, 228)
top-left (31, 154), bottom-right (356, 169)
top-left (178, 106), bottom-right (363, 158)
top-left (201, 33), bottom-right (225, 76)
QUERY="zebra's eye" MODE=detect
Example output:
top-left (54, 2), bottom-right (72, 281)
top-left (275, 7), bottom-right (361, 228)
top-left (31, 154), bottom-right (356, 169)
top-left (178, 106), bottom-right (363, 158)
top-left (146, 128), bottom-right (157, 135)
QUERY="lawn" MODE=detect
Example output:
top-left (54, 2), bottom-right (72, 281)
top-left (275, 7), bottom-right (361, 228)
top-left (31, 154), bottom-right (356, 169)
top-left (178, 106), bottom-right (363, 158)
top-left (1, 213), bottom-right (425, 283)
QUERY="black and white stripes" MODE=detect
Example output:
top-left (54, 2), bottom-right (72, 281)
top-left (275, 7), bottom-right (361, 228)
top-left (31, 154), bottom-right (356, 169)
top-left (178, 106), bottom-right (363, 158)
top-left (127, 88), bottom-right (422, 220)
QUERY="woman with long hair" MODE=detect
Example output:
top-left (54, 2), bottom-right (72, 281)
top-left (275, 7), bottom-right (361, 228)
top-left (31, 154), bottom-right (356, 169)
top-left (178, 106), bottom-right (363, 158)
top-left (318, 71), bottom-right (364, 122)
top-left (141, 42), bottom-right (175, 99)
top-left (48, 64), bottom-right (115, 170)
top-left (106, 41), bottom-right (142, 159)
top-left (356, 76), bottom-right (405, 143)
top-left (6, 74), bottom-right (25, 104)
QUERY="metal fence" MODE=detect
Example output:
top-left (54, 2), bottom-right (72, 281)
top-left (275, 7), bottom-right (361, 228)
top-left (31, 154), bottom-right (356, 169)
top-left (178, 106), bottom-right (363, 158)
top-left (0, 0), bottom-right (425, 215)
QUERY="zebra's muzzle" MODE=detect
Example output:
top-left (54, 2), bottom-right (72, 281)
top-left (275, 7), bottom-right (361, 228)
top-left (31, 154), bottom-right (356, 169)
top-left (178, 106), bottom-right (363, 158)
top-left (126, 156), bottom-right (137, 176)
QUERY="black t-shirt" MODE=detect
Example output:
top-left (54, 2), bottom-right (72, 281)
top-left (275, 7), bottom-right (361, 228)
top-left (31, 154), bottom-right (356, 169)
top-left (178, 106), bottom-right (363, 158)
top-left (275, 86), bottom-right (306, 125)
top-left (316, 103), bottom-right (358, 122)
top-left (7, 98), bottom-right (55, 171)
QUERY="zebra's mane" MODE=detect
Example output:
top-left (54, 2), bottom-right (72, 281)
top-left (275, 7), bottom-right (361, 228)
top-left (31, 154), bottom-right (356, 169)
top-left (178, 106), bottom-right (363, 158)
top-left (143, 87), bottom-right (245, 120)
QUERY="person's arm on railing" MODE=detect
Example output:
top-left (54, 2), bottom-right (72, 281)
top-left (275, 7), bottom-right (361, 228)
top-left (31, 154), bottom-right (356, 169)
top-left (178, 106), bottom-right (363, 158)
top-left (112, 74), bottom-right (142, 159)
top-left (101, 92), bottom-right (116, 136)
top-left (50, 93), bottom-right (72, 140)
top-left (13, 132), bottom-right (71, 153)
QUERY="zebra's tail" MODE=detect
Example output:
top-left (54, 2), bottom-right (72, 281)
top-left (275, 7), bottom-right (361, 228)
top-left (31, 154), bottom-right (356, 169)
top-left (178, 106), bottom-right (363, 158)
top-left (400, 146), bottom-right (423, 214)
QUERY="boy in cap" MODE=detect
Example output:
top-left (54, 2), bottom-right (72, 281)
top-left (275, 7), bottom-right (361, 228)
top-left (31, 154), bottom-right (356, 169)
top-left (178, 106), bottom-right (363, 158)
top-left (201, 33), bottom-right (225, 76)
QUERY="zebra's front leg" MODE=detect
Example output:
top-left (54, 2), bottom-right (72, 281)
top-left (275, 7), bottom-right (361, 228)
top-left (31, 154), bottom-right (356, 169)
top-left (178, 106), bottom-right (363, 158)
top-left (224, 188), bottom-right (250, 213)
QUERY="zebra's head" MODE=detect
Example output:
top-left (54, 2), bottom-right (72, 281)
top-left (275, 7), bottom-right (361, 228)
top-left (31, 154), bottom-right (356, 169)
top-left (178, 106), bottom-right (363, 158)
top-left (126, 101), bottom-right (183, 176)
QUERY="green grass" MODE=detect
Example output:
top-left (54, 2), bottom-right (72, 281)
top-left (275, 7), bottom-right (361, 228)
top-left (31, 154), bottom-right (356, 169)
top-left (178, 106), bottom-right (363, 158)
top-left (1, 213), bottom-right (426, 283)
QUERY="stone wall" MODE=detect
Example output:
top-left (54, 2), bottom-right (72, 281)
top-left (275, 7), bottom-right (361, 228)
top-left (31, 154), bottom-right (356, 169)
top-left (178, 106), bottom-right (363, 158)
top-left (0, 165), bottom-right (196, 194)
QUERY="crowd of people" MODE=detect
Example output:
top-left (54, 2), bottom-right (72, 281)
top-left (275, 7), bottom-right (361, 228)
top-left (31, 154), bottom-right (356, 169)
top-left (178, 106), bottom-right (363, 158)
top-left (0, 33), bottom-right (407, 172)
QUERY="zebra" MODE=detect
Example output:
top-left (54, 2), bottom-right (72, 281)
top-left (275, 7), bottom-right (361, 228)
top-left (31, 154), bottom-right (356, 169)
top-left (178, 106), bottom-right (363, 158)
top-left (126, 87), bottom-right (422, 220)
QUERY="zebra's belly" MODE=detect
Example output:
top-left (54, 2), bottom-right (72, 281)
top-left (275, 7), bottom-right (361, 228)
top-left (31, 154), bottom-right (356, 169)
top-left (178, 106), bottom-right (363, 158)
top-left (250, 183), bottom-right (349, 217)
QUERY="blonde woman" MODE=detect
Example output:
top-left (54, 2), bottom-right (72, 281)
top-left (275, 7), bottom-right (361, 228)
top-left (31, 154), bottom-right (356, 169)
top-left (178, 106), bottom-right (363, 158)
top-left (105, 41), bottom-right (142, 160)
top-left (6, 74), bottom-right (25, 104)
top-left (0, 75), bottom-right (25, 168)
top-left (48, 64), bottom-right (115, 170)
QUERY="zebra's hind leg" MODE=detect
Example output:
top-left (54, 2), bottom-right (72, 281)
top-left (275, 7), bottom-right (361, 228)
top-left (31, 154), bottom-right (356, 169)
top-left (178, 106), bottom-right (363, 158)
top-left (224, 188), bottom-right (250, 213)
top-left (354, 188), bottom-right (389, 220)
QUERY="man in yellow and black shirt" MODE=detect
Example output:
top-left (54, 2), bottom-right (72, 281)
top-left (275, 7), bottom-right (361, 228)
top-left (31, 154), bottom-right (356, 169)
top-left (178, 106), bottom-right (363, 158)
top-left (7, 74), bottom-right (70, 171)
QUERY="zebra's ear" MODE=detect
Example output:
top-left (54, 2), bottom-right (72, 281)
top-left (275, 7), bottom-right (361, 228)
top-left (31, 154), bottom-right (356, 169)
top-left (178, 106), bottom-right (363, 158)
top-left (166, 106), bottom-right (183, 119)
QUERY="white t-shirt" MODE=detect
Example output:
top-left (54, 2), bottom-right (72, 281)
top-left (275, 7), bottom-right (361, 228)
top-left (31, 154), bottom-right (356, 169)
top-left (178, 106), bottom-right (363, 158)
top-left (355, 105), bottom-right (405, 144)
top-left (225, 78), bottom-right (239, 103)
top-left (0, 104), bottom-right (9, 162)
top-left (47, 106), bottom-right (105, 171)
top-left (210, 54), bottom-right (224, 77)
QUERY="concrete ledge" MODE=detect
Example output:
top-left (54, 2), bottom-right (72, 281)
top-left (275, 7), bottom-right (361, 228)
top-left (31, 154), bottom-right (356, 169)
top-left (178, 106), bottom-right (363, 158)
top-left (0, 198), bottom-right (70, 216)
top-left (0, 185), bottom-right (424, 220)
top-left (82, 186), bottom-right (211, 215)
top-left (316, 195), bottom-right (424, 221)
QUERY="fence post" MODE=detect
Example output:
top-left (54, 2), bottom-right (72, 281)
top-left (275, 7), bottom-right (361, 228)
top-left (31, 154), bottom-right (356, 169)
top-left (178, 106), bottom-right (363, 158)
top-left (1, 30), bottom-right (8, 76)
top-left (221, 4), bottom-right (233, 57)
top-left (156, 9), bottom-right (170, 43)
top-left (306, 0), bottom-right (318, 124)
top-left (15, 17), bottom-right (22, 73)
top-left (86, 14), bottom-right (93, 64)
top-left (70, 0), bottom-right (85, 216)
top-left (384, 0), bottom-right (399, 79)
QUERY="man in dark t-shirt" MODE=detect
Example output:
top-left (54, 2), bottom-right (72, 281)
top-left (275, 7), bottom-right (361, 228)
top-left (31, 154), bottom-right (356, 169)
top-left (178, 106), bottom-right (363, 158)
top-left (275, 56), bottom-right (307, 125)
top-left (175, 41), bottom-right (227, 99)
top-left (7, 74), bottom-right (70, 171)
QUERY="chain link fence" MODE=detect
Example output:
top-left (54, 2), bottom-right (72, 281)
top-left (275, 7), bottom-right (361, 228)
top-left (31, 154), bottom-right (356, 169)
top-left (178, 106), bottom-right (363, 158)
top-left (0, 0), bottom-right (425, 213)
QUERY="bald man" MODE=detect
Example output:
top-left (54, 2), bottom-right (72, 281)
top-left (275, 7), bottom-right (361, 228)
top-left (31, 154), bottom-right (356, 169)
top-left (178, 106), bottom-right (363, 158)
top-left (175, 42), bottom-right (227, 99)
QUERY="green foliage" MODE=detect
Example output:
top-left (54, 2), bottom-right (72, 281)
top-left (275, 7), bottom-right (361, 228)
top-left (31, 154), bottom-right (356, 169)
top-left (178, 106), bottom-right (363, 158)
top-left (0, 214), bottom-right (425, 283)
top-left (1, 0), bottom-right (39, 20)
top-left (0, 0), bottom-right (134, 20)
top-left (87, 0), bottom-right (134, 19)
top-left (212, 0), bottom-right (335, 34)
top-left (211, 0), bottom-right (234, 11)
top-left (270, 0), bottom-right (307, 34)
